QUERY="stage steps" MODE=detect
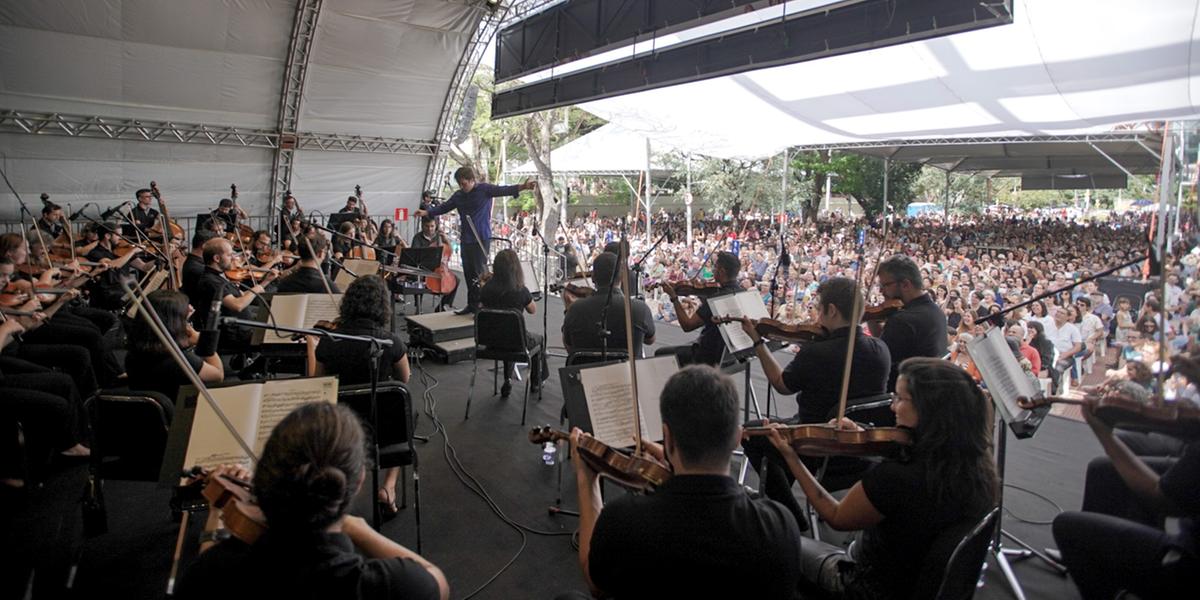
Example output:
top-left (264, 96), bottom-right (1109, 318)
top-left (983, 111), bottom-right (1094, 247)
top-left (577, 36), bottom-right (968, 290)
top-left (405, 311), bottom-right (476, 364)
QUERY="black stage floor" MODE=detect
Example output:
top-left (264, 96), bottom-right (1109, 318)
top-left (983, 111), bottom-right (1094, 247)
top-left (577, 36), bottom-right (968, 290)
top-left (3, 292), bottom-right (1094, 600)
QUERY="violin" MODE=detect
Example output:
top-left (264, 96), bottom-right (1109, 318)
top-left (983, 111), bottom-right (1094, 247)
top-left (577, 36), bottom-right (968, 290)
top-left (199, 470), bottom-right (267, 545)
top-left (743, 422), bottom-right (913, 457)
top-left (529, 427), bottom-right (670, 492)
top-left (0, 291), bottom-right (31, 307)
top-left (549, 281), bottom-right (594, 298)
top-left (1018, 383), bottom-right (1200, 439)
top-left (712, 315), bottom-right (827, 344)
top-left (651, 279), bottom-right (726, 299)
top-left (863, 299), bottom-right (903, 321)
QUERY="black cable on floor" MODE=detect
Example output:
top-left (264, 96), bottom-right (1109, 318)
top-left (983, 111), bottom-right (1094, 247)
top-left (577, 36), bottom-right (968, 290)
top-left (1002, 482), bottom-right (1064, 525)
top-left (411, 353), bottom-right (573, 600)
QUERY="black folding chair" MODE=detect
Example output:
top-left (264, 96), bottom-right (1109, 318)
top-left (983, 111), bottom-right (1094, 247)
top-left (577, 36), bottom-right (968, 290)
top-left (464, 309), bottom-right (544, 425)
top-left (87, 388), bottom-right (173, 482)
top-left (914, 507), bottom-right (1001, 600)
top-left (338, 382), bottom-right (422, 551)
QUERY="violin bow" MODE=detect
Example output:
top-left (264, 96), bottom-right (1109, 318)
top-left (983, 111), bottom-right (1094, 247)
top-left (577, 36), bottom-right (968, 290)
top-left (833, 221), bottom-right (880, 424)
top-left (617, 233), bottom-right (643, 456)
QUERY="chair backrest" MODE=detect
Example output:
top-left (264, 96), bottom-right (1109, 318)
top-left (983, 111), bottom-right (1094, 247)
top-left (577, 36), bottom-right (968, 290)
top-left (828, 392), bottom-right (896, 427)
top-left (565, 350), bottom-right (628, 367)
top-left (912, 506), bottom-right (1000, 600)
top-left (91, 388), bottom-right (173, 481)
top-left (475, 309), bottom-right (529, 354)
top-left (337, 382), bottom-right (413, 452)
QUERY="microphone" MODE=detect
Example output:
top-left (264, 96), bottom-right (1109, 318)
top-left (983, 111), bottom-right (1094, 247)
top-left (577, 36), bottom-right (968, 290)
top-left (69, 203), bottom-right (91, 221)
top-left (100, 201), bottom-right (130, 220)
top-left (195, 295), bottom-right (223, 357)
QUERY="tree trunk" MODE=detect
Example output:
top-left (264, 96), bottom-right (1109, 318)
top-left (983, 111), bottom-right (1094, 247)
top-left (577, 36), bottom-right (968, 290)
top-left (523, 111), bottom-right (556, 237)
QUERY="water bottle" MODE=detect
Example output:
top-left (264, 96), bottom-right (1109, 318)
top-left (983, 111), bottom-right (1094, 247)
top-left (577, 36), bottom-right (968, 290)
top-left (541, 441), bottom-right (556, 466)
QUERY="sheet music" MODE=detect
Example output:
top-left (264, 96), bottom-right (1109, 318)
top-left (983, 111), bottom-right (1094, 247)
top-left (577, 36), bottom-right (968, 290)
top-left (183, 384), bottom-right (263, 471)
top-left (335, 259), bottom-right (380, 289)
top-left (966, 327), bottom-right (1039, 424)
top-left (261, 294), bottom-right (343, 343)
top-left (520, 260), bottom-right (542, 289)
top-left (182, 377), bottom-right (339, 471)
top-left (707, 291), bottom-right (770, 354)
top-left (252, 376), bottom-right (338, 456)
top-left (578, 355), bottom-right (678, 448)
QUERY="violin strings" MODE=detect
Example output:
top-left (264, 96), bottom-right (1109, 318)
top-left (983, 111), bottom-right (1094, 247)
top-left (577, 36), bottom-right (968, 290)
top-left (412, 352), bottom-right (573, 600)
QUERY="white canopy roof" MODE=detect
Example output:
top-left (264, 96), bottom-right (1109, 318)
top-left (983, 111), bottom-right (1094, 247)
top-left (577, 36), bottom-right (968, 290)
top-left (0, 0), bottom-right (480, 217)
top-left (508, 123), bottom-right (675, 176)
top-left (581, 0), bottom-right (1200, 159)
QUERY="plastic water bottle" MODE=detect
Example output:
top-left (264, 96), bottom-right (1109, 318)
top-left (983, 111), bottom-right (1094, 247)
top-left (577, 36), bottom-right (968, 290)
top-left (541, 441), bottom-right (556, 466)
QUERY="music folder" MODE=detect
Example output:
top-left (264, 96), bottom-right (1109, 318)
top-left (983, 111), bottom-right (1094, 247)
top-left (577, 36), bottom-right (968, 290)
top-left (706, 290), bottom-right (771, 361)
top-left (966, 327), bottom-right (1050, 439)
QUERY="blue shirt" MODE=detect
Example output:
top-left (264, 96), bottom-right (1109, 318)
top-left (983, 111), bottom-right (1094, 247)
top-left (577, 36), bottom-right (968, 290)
top-left (427, 182), bottom-right (523, 244)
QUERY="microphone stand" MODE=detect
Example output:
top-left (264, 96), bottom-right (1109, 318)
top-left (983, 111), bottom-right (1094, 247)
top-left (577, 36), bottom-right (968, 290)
top-left (307, 220), bottom-right (399, 261)
top-left (596, 229), bottom-right (627, 362)
top-left (630, 229), bottom-right (670, 300)
top-left (532, 227), bottom-right (567, 358)
top-left (219, 316), bottom-right (395, 532)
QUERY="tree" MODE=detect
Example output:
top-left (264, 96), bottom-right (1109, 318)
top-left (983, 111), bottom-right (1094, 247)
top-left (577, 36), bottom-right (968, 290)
top-left (833, 154), bottom-right (922, 219)
top-left (789, 150), bottom-right (856, 221)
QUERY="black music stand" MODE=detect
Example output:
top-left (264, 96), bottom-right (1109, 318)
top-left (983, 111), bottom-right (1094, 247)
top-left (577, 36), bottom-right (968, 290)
top-left (966, 329), bottom-right (1063, 600)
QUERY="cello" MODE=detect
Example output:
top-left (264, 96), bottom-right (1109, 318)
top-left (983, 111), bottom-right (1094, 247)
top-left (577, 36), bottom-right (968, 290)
top-left (424, 226), bottom-right (458, 296)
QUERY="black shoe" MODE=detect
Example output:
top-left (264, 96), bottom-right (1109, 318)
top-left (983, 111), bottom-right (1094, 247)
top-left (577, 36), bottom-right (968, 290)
top-left (500, 380), bottom-right (512, 398)
top-left (454, 306), bottom-right (477, 316)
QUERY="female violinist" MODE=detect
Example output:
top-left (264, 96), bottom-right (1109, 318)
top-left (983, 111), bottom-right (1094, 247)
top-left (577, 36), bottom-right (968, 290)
top-left (736, 277), bottom-right (891, 525)
top-left (766, 358), bottom-right (998, 599)
top-left (124, 290), bottom-right (223, 413)
top-left (176, 403), bottom-right (449, 599)
top-left (309, 275), bottom-right (410, 517)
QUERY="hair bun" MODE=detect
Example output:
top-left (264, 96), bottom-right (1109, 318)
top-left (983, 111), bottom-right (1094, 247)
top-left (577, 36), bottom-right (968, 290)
top-left (303, 465), bottom-right (348, 501)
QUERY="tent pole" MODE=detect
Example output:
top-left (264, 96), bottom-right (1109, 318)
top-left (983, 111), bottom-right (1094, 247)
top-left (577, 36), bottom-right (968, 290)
top-left (645, 138), bottom-right (652, 243)
top-left (883, 156), bottom-right (889, 219)
top-left (686, 153), bottom-right (693, 248)
top-left (944, 170), bottom-right (951, 218)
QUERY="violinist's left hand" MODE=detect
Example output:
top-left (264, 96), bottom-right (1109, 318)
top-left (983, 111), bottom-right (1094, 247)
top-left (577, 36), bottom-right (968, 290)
top-left (763, 420), bottom-right (800, 461)
top-left (641, 440), bottom-right (666, 463)
top-left (569, 427), bottom-right (599, 484)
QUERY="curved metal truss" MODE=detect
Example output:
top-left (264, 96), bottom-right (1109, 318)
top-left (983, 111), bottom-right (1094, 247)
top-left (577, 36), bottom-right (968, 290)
top-left (423, 0), bottom-right (560, 195)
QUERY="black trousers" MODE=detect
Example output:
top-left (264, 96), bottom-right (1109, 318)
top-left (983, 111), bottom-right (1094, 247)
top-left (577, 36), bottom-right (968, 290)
top-left (0, 370), bottom-right (82, 478)
top-left (23, 318), bottom-right (122, 387)
top-left (461, 241), bottom-right (489, 309)
top-left (15, 343), bottom-right (98, 398)
top-left (742, 415), bottom-right (809, 525)
top-left (1053, 456), bottom-right (1199, 598)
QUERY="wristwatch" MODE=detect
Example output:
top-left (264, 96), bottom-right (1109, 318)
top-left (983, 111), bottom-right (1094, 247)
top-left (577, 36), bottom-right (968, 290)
top-left (752, 338), bottom-right (766, 348)
top-left (198, 528), bottom-right (231, 545)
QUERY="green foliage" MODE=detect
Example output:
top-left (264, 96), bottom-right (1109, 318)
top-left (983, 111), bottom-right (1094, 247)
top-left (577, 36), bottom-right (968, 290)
top-left (829, 154), bottom-right (922, 218)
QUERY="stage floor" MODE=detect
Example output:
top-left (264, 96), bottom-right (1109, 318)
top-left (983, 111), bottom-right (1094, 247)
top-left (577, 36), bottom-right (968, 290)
top-left (2, 293), bottom-right (1095, 600)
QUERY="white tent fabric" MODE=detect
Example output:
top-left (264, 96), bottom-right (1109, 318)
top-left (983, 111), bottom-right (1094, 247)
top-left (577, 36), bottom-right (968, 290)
top-left (0, 0), bottom-right (480, 218)
top-left (508, 123), bottom-right (675, 175)
top-left (581, 0), bottom-right (1200, 159)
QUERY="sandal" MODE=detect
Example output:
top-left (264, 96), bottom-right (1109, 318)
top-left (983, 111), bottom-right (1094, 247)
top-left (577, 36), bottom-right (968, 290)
top-left (377, 487), bottom-right (399, 520)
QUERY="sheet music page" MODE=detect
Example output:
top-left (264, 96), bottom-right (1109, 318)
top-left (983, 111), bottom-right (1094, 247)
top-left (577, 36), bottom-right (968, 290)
top-left (183, 383), bottom-right (264, 471)
top-left (708, 291), bottom-right (770, 353)
top-left (578, 356), bottom-right (678, 448)
top-left (303, 294), bottom-right (342, 326)
top-left (335, 259), bottom-right (379, 289)
top-left (261, 294), bottom-right (308, 344)
top-left (252, 376), bottom-right (338, 456)
top-left (966, 328), bottom-right (1038, 424)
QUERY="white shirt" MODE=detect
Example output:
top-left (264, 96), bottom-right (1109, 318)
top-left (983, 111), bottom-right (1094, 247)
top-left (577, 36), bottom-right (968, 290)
top-left (1079, 313), bottom-right (1105, 344)
top-left (1044, 320), bottom-right (1082, 354)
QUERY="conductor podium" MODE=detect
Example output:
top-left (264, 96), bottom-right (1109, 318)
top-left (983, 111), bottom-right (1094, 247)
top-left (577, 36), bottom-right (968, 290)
top-left (405, 311), bottom-right (476, 364)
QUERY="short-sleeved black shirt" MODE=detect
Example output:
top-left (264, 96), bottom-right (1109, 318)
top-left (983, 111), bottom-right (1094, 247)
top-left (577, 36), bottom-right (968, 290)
top-left (190, 267), bottom-right (248, 328)
top-left (313, 318), bottom-right (407, 385)
top-left (176, 531), bottom-right (440, 600)
top-left (589, 474), bottom-right (803, 599)
top-left (561, 286), bottom-right (655, 356)
top-left (856, 455), bottom-right (988, 599)
top-left (1160, 441), bottom-right (1200, 545)
top-left (480, 280), bottom-right (533, 312)
top-left (124, 348), bottom-right (203, 417)
top-left (692, 282), bottom-right (742, 366)
top-left (275, 266), bottom-right (341, 295)
top-left (879, 293), bottom-right (948, 391)
top-left (781, 326), bottom-right (891, 423)
top-left (181, 254), bottom-right (205, 299)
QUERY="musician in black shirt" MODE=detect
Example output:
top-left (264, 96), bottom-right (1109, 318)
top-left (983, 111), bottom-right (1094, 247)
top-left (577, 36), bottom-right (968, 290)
top-left (123, 188), bottom-right (159, 238)
top-left (182, 229), bottom-right (217, 299)
top-left (655, 251), bottom-right (742, 366)
top-left (409, 217), bottom-right (456, 310)
top-left (569, 365), bottom-right (803, 599)
top-left (190, 238), bottom-right (266, 350)
top-left (34, 202), bottom-right (66, 241)
top-left (479, 249), bottom-right (545, 396)
top-left (870, 255), bottom-right (948, 391)
top-left (561, 251), bottom-right (656, 357)
top-left (737, 277), bottom-right (892, 524)
top-left (275, 235), bottom-right (340, 295)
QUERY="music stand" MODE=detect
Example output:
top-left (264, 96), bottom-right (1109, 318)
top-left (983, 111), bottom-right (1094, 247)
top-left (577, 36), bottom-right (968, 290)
top-left (327, 211), bottom-right (359, 231)
top-left (398, 246), bottom-right (442, 272)
top-left (966, 328), bottom-right (1063, 600)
